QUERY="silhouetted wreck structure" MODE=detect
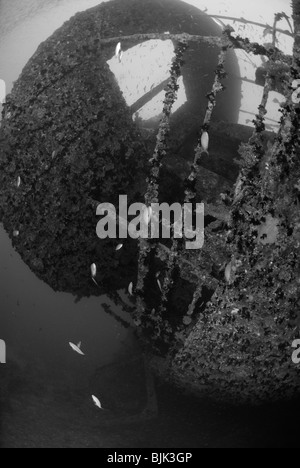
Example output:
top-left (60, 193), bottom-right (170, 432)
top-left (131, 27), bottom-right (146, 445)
top-left (0, 0), bottom-right (299, 404)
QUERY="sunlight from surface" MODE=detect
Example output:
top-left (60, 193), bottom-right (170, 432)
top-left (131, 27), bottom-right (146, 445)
top-left (186, 0), bottom-right (293, 55)
top-left (185, 0), bottom-right (293, 130)
top-left (106, 0), bottom-right (293, 131)
top-left (135, 75), bottom-right (187, 121)
top-left (107, 40), bottom-right (188, 122)
top-left (0, 0), bottom-right (294, 131)
top-left (108, 40), bottom-right (175, 107)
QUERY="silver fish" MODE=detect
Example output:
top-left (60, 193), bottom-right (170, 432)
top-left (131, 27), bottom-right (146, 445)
top-left (92, 395), bottom-right (103, 410)
top-left (13, 230), bottom-right (19, 237)
top-left (143, 206), bottom-right (152, 225)
top-left (201, 131), bottom-right (209, 152)
top-left (225, 258), bottom-right (241, 284)
top-left (224, 261), bottom-right (232, 283)
top-left (116, 243), bottom-right (123, 251)
top-left (157, 279), bottom-right (163, 293)
top-left (91, 263), bottom-right (97, 278)
top-left (69, 341), bottom-right (85, 356)
top-left (16, 176), bottom-right (21, 188)
top-left (128, 282), bottom-right (134, 296)
top-left (115, 42), bottom-right (121, 58)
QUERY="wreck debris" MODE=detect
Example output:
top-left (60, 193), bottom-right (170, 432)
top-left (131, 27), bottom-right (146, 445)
top-left (135, 39), bottom-right (188, 330)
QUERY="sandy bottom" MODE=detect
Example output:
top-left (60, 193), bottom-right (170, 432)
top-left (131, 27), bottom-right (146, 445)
top-left (1, 368), bottom-right (299, 448)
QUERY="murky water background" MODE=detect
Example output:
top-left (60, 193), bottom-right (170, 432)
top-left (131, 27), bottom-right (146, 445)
top-left (0, 0), bottom-right (106, 93)
top-left (0, 0), bottom-right (135, 429)
top-left (0, 0), bottom-right (299, 449)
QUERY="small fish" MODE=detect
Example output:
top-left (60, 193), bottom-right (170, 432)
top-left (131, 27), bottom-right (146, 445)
top-left (225, 261), bottom-right (232, 283)
top-left (91, 263), bottom-right (97, 278)
top-left (225, 258), bottom-right (241, 284)
top-left (143, 206), bottom-right (153, 225)
top-left (92, 395), bottom-right (103, 410)
top-left (115, 42), bottom-right (122, 59)
top-left (16, 176), bottom-right (21, 188)
top-left (69, 341), bottom-right (85, 356)
top-left (13, 230), bottom-right (19, 237)
top-left (157, 279), bottom-right (163, 293)
top-left (91, 263), bottom-right (100, 288)
top-left (116, 243), bottom-right (123, 251)
top-left (128, 282), bottom-right (134, 296)
top-left (201, 131), bottom-right (209, 152)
